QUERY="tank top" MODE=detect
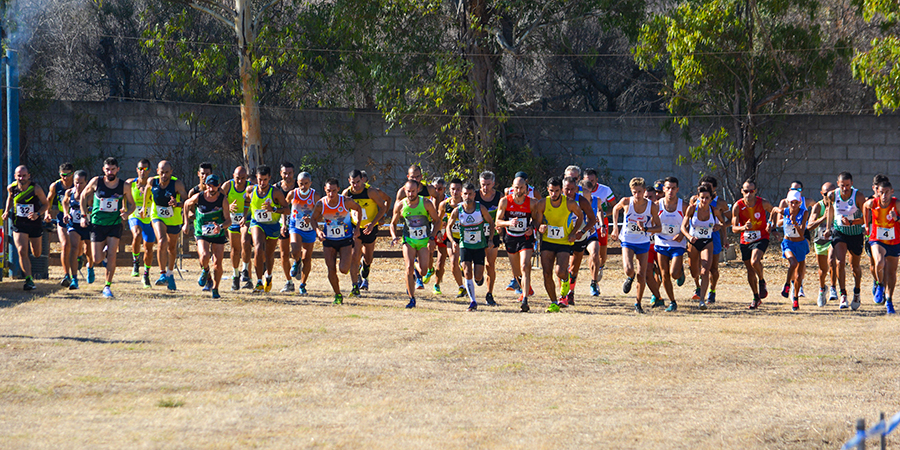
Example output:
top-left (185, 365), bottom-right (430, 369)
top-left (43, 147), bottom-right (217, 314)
top-left (149, 177), bottom-right (183, 226)
top-left (689, 205), bottom-right (716, 240)
top-left (620, 198), bottom-right (652, 245)
top-left (194, 193), bottom-right (226, 239)
top-left (348, 187), bottom-right (379, 227)
top-left (51, 179), bottom-right (68, 212)
top-left (811, 201), bottom-right (829, 244)
top-left (10, 181), bottom-right (42, 227)
top-left (401, 196), bottom-right (431, 243)
top-left (735, 197), bottom-right (770, 244)
top-left (503, 193), bottom-right (532, 238)
top-left (66, 187), bottom-right (87, 226)
top-left (290, 188), bottom-right (316, 232)
top-left (91, 178), bottom-right (125, 226)
top-left (572, 194), bottom-right (599, 242)
top-left (542, 196), bottom-right (572, 246)
top-left (833, 188), bottom-right (863, 235)
top-left (655, 198), bottom-right (686, 248)
top-left (129, 179), bottom-right (150, 223)
top-left (458, 203), bottom-right (487, 249)
top-left (321, 196), bottom-right (354, 240)
top-left (226, 180), bottom-right (249, 223)
top-left (444, 200), bottom-right (462, 239)
top-left (249, 186), bottom-right (280, 225)
top-left (782, 208), bottom-right (805, 240)
top-left (868, 197), bottom-right (900, 245)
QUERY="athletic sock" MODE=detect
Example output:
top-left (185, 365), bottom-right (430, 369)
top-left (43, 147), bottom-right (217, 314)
top-left (361, 263), bottom-right (371, 279)
top-left (242, 262), bottom-right (250, 272)
top-left (569, 271), bottom-right (577, 286)
top-left (561, 279), bottom-right (570, 296)
top-left (710, 289), bottom-right (716, 293)
top-left (465, 279), bottom-right (476, 303)
top-left (233, 268), bottom-right (240, 278)
top-left (132, 252), bottom-right (140, 261)
top-left (105, 282), bottom-right (111, 286)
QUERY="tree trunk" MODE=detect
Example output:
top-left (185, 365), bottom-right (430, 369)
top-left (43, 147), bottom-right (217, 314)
top-left (462, 0), bottom-right (500, 171)
top-left (236, 0), bottom-right (261, 171)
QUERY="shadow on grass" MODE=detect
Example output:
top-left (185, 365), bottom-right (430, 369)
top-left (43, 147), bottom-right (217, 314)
top-left (0, 334), bottom-right (151, 344)
top-left (0, 281), bottom-right (71, 309)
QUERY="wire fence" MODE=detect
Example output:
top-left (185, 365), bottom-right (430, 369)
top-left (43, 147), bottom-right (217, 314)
top-left (842, 411), bottom-right (900, 450)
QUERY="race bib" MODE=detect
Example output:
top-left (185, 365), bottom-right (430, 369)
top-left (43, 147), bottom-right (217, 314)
top-left (692, 226), bottom-right (711, 239)
top-left (98, 198), bottom-right (118, 212)
top-left (156, 205), bottom-right (174, 219)
top-left (625, 222), bottom-right (644, 235)
top-left (450, 221), bottom-right (460, 235)
top-left (71, 209), bottom-right (83, 222)
top-left (547, 225), bottom-right (564, 240)
top-left (254, 209), bottom-right (272, 223)
top-left (15, 204), bottom-right (34, 217)
top-left (360, 209), bottom-right (368, 221)
top-left (661, 224), bottom-right (678, 237)
top-left (135, 206), bottom-right (144, 217)
top-left (231, 212), bottom-right (244, 223)
top-left (878, 227), bottom-right (896, 241)
top-left (408, 225), bottom-right (427, 239)
top-left (743, 230), bottom-right (761, 243)
top-left (509, 217), bottom-right (527, 233)
top-left (464, 229), bottom-right (480, 244)
top-left (785, 225), bottom-right (801, 239)
top-left (326, 223), bottom-right (345, 238)
top-left (296, 216), bottom-right (314, 232)
top-left (201, 223), bottom-right (218, 236)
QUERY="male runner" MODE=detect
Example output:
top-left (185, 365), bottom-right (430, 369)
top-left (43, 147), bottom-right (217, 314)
top-left (45, 162), bottom-right (74, 287)
top-left (808, 182), bottom-right (836, 306)
top-left (611, 178), bottom-right (662, 314)
top-left (61, 170), bottom-right (90, 289)
top-left (307, 178), bottom-right (363, 304)
top-left (241, 165), bottom-right (289, 294)
top-left (81, 157), bottom-right (135, 298)
top-left (275, 162), bottom-right (297, 292)
top-left (496, 176), bottom-right (536, 311)
top-left (533, 176), bottom-right (583, 312)
top-left (220, 166), bottom-right (253, 290)
top-left (863, 175), bottom-right (890, 302)
top-left (143, 160), bottom-right (188, 291)
top-left (437, 178), bottom-right (467, 298)
top-left (343, 169), bottom-right (390, 291)
top-left (447, 183), bottom-right (495, 311)
top-left (475, 171), bottom-right (502, 306)
top-left (3, 165), bottom-right (49, 291)
top-left (395, 165), bottom-right (438, 289)
top-left (127, 158), bottom-right (156, 287)
top-left (287, 172), bottom-right (320, 295)
top-left (863, 179), bottom-right (900, 313)
top-left (731, 179), bottom-right (774, 302)
top-left (503, 171), bottom-right (535, 293)
top-left (391, 179), bottom-right (440, 308)
top-left (184, 174), bottom-right (231, 298)
top-left (582, 168), bottom-right (616, 294)
top-left (654, 176), bottom-right (687, 312)
top-left (825, 171), bottom-right (865, 310)
top-left (186, 162), bottom-right (214, 198)
top-left (562, 176), bottom-right (598, 307)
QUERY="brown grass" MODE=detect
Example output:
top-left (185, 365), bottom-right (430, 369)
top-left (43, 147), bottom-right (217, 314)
top-left (0, 243), bottom-right (896, 449)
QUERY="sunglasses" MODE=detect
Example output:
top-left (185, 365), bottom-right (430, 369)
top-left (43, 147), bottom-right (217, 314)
top-left (742, 189), bottom-right (755, 193)
top-left (59, 172), bottom-right (72, 177)
top-left (138, 167), bottom-right (150, 171)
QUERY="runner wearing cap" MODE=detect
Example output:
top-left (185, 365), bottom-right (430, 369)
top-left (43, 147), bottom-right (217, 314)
top-left (220, 166), bottom-right (253, 290)
top-left (774, 189), bottom-right (809, 310)
top-left (184, 174), bottom-right (231, 298)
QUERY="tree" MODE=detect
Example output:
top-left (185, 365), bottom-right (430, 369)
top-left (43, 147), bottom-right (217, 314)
top-left (852, 0), bottom-right (900, 113)
top-left (634, 0), bottom-right (844, 198)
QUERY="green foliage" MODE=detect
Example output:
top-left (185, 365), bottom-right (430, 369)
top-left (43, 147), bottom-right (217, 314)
top-left (852, 0), bottom-right (900, 113)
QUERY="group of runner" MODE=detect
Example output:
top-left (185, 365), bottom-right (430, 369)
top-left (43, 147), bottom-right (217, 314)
top-left (4, 158), bottom-right (899, 314)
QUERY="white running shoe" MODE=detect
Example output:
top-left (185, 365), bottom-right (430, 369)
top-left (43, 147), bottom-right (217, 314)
top-left (817, 288), bottom-right (827, 307)
top-left (851, 292), bottom-right (861, 311)
top-left (839, 295), bottom-right (849, 309)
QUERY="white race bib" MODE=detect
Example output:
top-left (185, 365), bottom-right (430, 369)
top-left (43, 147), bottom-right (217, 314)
top-left (785, 225), bottom-right (801, 239)
top-left (625, 222), bottom-right (645, 235)
top-left (254, 209), bottom-right (272, 223)
top-left (326, 223), bottom-right (345, 238)
top-left (547, 225), bottom-right (564, 240)
top-left (71, 209), bottom-right (83, 222)
top-left (450, 221), bottom-right (460, 235)
top-left (509, 217), bottom-right (528, 233)
top-left (296, 216), bottom-right (314, 232)
top-left (692, 226), bottom-right (712, 239)
top-left (15, 204), bottom-right (34, 218)
top-left (231, 212), bottom-right (244, 223)
top-left (156, 205), bottom-right (174, 219)
top-left (360, 209), bottom-right (368, 221)
top-left (98, 198), bottom-right (118, 213)
top-left (878, 227), bottom-right (896, 241)
top-left (661, 224), bottom-right (678, 237)
top-left (201, 223), bottom-right (218, 236)
top-left (408, 225), bottom-right (427, 239)
top-left (464, 229), bottom-right (480, 244)
top-left (743, 230), bottom-right (761, 243)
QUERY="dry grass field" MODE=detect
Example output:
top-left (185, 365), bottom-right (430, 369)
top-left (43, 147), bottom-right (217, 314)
top-left (1, 239), bottom-right (898, 449)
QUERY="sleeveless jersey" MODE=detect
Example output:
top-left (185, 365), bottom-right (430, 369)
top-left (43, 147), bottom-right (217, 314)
top-left (10, 182), bottom-right (42, 228)
top-left (476, 190), bottom-right (500, 240)
top-left (129, 179), bottom-right (150, 223)
top-left (833, 188), bottom-right (863, 235)
top-left (735, 197), bottom-right (770, 244)
top-left (290, 188), bottom-right (316, 232)
top-left (401, 196), bottom-right (431, 244)
top-left (811, 200), bottom-right (829, 244)
top-left (50, 179), bottom-right (68, 212)
top-left (689, 205), bottom-right (716, 240)
top-left (503, 193), bottom-right (532, 238)
top-left (620, 198), bottom-right (652, 245)
top-left (655, 198), bottom-right (686, 248)
top-left (249, 186), bottom-right (281, 225)
top-left (66, 187), bottom-right (87, 225)
top-left (348, 187), bottom-right (379, 227)
top-left (226, 180), bottom-right (249, 223)
top-left (321, 196), bottom-right (354, 240)
top-left (194, 193), bottom-right (226, 239)
top-left (458, 204), bottom-right (487, 249)
top-left (868, 197), bottom-right (900, 245)
top-left (91, 178), bottom-right (125, 226)
top-left (444, 200), bottom-right (462, 239)
top-left (542, 196), bottom-right (573, 246)
top-left (149, 177), bottom-right (183, 226)
top-left (782, 208), bottom-right (806, 240)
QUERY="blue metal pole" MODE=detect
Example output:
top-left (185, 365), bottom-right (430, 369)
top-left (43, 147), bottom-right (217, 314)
top-left (7, 49), bottom-right (19, 278)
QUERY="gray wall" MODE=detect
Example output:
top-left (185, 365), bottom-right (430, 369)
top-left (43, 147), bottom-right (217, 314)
top-left (20, 101), bottom-right (900, 204)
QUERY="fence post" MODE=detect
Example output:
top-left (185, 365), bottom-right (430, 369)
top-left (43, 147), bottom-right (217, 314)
top-left (857, 418), bottom-right (866, 450)
top-left (880, 412), bottom-right (886, 450)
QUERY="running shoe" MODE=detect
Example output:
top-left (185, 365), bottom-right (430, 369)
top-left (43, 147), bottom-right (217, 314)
top-left (650, 295), bottom-right (665, 308)
top-left (77, 255), bottom-right (85, 270)
top-left (565, 290), bottom-right (575, 306)
top-left (166, 274), bottom-right (176, 291)
top-left (69, 278), bottom-right (79, 290)
top-left (131, 259), bottom-right (140, 277)
top-left (676, 273), bottom-right (685, 287)
top-left (264, 277), bottom-right (273, 293)
top-left (698, 300), bottom-right (707, 310)
top-left (253, 281), bottom-right (264, 294)
top-left (875, 283), bottom-right (885, 305)
top-left (851, 290), bottom-right (861, 310)
top-left (520, 298), bottom-right (530, 312)
top-left (887, 300), bottom-right (896, 315)
top-left (290, 261), bottom-right (301, 279)
top-left (422, 268), bottom-right (434, 284)
top-left (432, 284), bottom-right (441, 295)
top-left (634, 303), bottom-right (645, 314)
top-left (155, 273), bottom-right (167, 286)
top-left (707, 291), bottom-right (716, 304)
top-left (597, 266), bottom-right (604, 282)
top-left (506, 278), bottom-right (520, 291)
top-left (198, 268), bottom-right (210, 287)
top-left (415, 277), bottom-right (425, 290)
top-left (475, 278), bottom-right (484, 287)
top-left (665, 300), bottom-right (677, 312)
top-left (142, 272), bottom-right (151, 288)
top-left (485, 292), bottom-right (497, 306)
top-left (547, 302), bottom-right (560, 313)
top-left (405, 298), bottom-right (416, 309)
top-left (202, 278), bottom-right (213, 292)
top-left (60, 274), bottom-right (71, 287)
top-left (622, 276), bottom-right (634, 294)
top-left (590, 281), bottom-right (600, 297)
top-left (457, 286), bottom-right (467, 298)
top-left (514, 287), bottom-right (523, 295)
top-left (817, 288), bottom-right (827, 307)
top-left (298, 283), bottom-right (308, 295)
top-left (102, 285), bottom-right (114, 298)
top-left (280, 280), bottom-right (295, 293)
top-left (231, 276), bottom-right (240, 291)
top-left (792, 299), bottom-right (799, 311)
top-left (798, 285), bottom-right (805, 298)
top-left (691, 290), bottom-right (701, 301)
top-left (467, 301), bottom-right (478, 311)
top-left (828, 286), bottom-right (838, 301)
top-left (23, 278), bottom-right (35, 291)
top-left (212, 289), bottom-right (220, 299)
top-left (558, 295), bottom-right (569, 308)
top-left (87, 267), bottom-right (96, 284)
top-left (781, 283), bottom-right (790, 298)
top-left (351, 284), bottom-right (361, 297)
top-left (749, 298), bottom-right (761, 309)
top-left (759, 280), bottom-right (768, 299)
top-left (839, 295), bottom-right (849, 309)
top-left (242, 279), bottom-right (254, 290)
top-left (360, 278), bottom-right (369, 291)
top-left (873, 282), bottom-right (878, 298)
top-left (241, 269), bottom-right (251, 283)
